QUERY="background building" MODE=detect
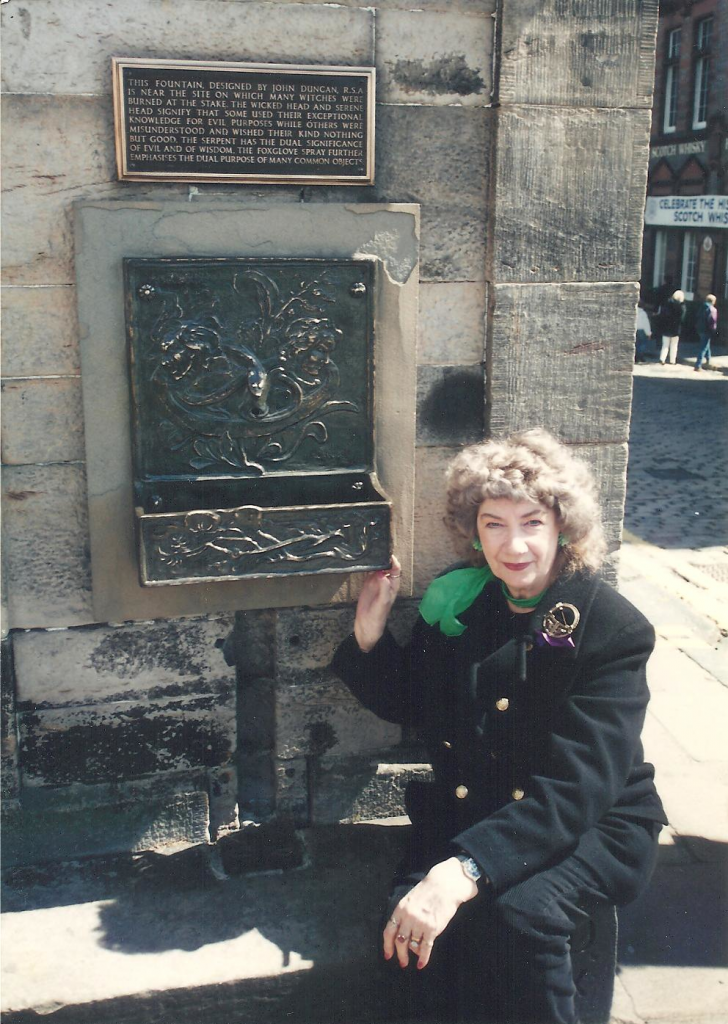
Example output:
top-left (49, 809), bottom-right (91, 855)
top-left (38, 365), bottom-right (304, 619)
top-left (643, 0), bottom-right (727, 338)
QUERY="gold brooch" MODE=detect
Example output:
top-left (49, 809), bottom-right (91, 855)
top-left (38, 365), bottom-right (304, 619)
top-left (543, 602), bottom-right (580, 638)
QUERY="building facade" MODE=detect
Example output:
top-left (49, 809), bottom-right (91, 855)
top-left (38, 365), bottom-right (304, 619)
top-left (643, 0), bottom-right (727, 337)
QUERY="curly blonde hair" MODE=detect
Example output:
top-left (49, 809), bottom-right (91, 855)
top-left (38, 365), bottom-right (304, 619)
top-left (444, 429), bottom-right (607, 574)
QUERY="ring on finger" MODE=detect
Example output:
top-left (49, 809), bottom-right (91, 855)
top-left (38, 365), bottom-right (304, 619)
top-left (387, 917), bottom-right (399, 928)
top-left (409, 937), bottom-right (421, 947)
top-left (396, 934), bottom-right (408, 944)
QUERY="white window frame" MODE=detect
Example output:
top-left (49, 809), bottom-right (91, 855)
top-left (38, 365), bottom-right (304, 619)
top-left (692, 56), bottom-right (709, 128)
top-left (681, 232), bottom-right (698, 300)
top-left (663, 65), bottom-right (679, 133)
top-left (692, 18), bottom-right (712, 130)
top-left (667, 27), bottom-right (681, 60)
top-left (653, 230), bottom-right (668, 290)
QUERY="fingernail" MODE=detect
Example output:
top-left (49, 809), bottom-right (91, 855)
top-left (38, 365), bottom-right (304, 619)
top-left (400, 962), bottom-right (407, 970)
top-left (417, 962), bottom-right (425, 971)
top-left (384, 952), bottom-right (391, 960)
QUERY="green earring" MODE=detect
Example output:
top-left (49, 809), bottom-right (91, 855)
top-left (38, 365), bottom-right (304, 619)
top-left (558, 534), bottom-right (568, 548)
top-left (472, 539), bottom-right (483, 551)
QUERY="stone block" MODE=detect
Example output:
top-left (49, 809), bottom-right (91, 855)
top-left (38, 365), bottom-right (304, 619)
top-left (238, 752), bottom-right (278, 819)
top-left (375, 105), bottom-right (491, 281)
top-left (1, 286), bottom-right (80, 376)
top-left (492, 107), bottom-right (651, 283)
top-left (18, 690), bottom-right (236, 787)
top-left (417, 364), bottom-right (484, 447)
top-left (377, 9), bottom-right (493, 107)
top-left (13, 615), bottom-right (235, 709)
top-left (278, 0), bottom-right (494, 10)
top-left (2, 95), bottom-right (122, 286)
top-left (1, 636), bottom-right (20, 801)
top-left (274, 756), bottom-right (308, 821)
top-left (276, 680), bottom-right (401, 760)
top-left (238, 678), bottom-right (276, 753)
top-left (223, 609), bottom-right (277, 680)
top-left (208, 765), bottom-right (239, 838)
top-left (413, 446), bottom-right (461, 593)
top-left (498, 0), bottom-right (658, 109)
top-left (0, 0), bottom-right (373, 95)
top-left (2, 463), bottom-right (94, 629)
top-left (1, 377), bottom-right (85, 465)
top-left (419, 282), bottom-right (487, 365)
top-left (2, 776), bottom-right (211, 866)
top-left (571, 442), bottom-right (628, 559)
top-left (489, 283), bottom-right (637, 443)
top-left (276, 606), bottom-right (357, 686)
top-left (312, 756), bottom-right (433, 824)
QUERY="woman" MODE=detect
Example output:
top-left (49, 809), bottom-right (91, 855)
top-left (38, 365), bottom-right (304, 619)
top-left (332, 429), bottom-right (666, 1024)
top-left (658, 289), bottom-right (686, 365)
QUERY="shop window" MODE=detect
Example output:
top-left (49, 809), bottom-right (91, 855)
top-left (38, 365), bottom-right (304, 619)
top-left (681, 232), bottom-right (698, 299)
top-left (692, 18), bottom-right (712, 129)
top-left (663, 27), bottom-right (681, 133)
top-left (653, 231), bottom-right (668, 290)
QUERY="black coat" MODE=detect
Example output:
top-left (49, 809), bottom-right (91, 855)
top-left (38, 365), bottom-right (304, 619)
top-left (657, 297), bottom-right (686, 335)
top-left (332, 570), bottom-right (667, 895)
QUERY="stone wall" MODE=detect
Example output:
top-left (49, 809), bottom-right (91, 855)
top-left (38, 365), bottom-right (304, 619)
top-left (1, 0), bottom-right (657, 863)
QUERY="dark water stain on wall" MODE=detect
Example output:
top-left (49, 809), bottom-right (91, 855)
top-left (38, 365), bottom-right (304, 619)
top-left (392, 54), bottom-right (485, 97)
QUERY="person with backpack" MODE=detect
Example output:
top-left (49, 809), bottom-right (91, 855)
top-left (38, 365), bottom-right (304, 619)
top-left (657, 289), bottom-right (686, 365)
top-left (694, 294), bottom-right (718, 372)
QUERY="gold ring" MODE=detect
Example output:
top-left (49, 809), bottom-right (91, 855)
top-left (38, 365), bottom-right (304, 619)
top-left (410, 938), bottom-right (420, 947)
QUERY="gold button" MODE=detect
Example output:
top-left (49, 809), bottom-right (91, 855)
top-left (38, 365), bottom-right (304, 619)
top-left (495, 697), bottom-right (509, 711)
top-left (455, 785), bottom-right (469, 800)
top-left (512, 788), bottom-right (525, 801)
top-left (442, 740), bottom-right (452, 749)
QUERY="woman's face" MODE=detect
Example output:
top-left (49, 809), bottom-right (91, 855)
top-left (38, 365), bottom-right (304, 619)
top-left (476, 497), bottom-right (560, 600)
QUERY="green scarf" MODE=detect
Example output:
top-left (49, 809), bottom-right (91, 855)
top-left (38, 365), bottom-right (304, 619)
top-left (419, 566), bottom-right (494, 637)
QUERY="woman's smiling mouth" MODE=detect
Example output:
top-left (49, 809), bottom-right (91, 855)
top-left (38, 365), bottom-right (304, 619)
top-left (503, 562), bottom-right (532, 571)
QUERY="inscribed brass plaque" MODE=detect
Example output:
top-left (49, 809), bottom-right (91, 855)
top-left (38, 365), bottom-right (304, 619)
top-left (112, 57), bottom-right (375, 185)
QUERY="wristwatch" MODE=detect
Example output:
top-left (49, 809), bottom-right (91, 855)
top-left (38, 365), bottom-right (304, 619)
top-left (456, 853), bottom-right (482, 883)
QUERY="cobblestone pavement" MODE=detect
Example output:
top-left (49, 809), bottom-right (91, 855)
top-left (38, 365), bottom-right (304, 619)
top-left (625, 350), bottom-right (728, 552)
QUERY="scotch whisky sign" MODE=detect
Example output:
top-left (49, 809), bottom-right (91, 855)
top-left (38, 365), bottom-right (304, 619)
top-left (112, 58), bottom-right (375, 185)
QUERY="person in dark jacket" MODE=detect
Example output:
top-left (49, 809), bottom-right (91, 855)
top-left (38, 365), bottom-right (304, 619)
top-left (694, 293), bottom-right (718, 371)
top-left (331, 429), bottom-right (666, 1024)
top-left (657, 289), bottom-right (686, 365)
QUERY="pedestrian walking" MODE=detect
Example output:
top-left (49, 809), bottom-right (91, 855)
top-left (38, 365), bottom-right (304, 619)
top-left (332, 429), bottom-right (665, 1024)
top-left (657, 290), bottom-right (686, 365)
top-left (635, 304), bottom-right (652, 363)
top-left (694, 294), bottom-right (718, 372)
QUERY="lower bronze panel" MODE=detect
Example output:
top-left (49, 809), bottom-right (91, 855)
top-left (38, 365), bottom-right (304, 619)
top-left (137, 501), bottom-right (391, 585)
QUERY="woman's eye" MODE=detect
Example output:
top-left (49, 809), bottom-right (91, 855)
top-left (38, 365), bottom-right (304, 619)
top-left (484, 522), bottom-right (502, 529)
top-left (527, 519), bottom-right (544, 527)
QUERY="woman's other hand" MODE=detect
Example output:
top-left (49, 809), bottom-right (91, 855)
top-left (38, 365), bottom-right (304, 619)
top-left (383, 857), bottom-right (478, 969)
top-left (354, 555), bottom-right (402, 652)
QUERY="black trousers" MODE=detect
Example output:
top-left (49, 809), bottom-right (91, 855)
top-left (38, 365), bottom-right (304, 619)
top-left (385, 817), bottom-right (660, 1024)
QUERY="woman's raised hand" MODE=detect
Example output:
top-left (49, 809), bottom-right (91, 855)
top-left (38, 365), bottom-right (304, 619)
top-left (353, 554), bottom-right (402, 652)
